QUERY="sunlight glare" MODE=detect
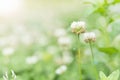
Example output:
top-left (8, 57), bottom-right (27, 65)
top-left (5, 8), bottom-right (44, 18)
top-left (0, 0), bottom-right (23, 17)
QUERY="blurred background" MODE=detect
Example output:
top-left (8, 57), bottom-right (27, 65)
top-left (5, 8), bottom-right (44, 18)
top-left (0, 0), bottom-right (120, 80)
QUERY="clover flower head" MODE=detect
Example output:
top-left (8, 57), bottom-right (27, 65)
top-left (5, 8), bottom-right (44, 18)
top-left (54, 28), bottom-right (66, 37)
top-left (55, 65), bottom-right (67, 75)
top-left (83, 32), bottom-right (96, 43)
top-left (26, 55), bottom-right (39, 64)
top-left (58, 37), bottom-right (71, 47)
top-left (71, 21), bottom-right (86, 34)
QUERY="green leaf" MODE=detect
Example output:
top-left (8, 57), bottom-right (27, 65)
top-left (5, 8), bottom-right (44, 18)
top-left (98, 47), bottom-right (118, 55)
top-left (113, 0), bottom-right (120, 4)
top-left (99, 71), bottom-right (108, 80)
top-left (108, 70), bottom-right (119, 80)
top-left (108, 20), bottom-right (120, 38)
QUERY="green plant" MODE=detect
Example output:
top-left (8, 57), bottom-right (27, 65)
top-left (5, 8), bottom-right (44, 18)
top-left (99, 70), bottom-right (120, 80)
top-left (3, 70), bottom-right (16, 80)
top-left (70, 21), bottom-right (86, 80)
top-left (83, 32), bottom-right (99, 80)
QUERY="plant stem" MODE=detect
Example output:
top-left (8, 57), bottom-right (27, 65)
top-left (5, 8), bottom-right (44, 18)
top-left (77, 34), bottom-right (82, 80)
top-left (89, 42), bottom-right (98, 80)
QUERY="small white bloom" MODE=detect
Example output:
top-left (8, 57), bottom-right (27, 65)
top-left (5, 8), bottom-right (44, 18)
top-left (55, 65), bottom-right (67, 75)
top-left (26, 56), bottom-right (39, 64)
top-left (2, 47), bottom-right (15, 56)
top-left (62, 51), bottom-right (73, 64)
top-left (83, 32), bottom-right (96, 43)
top-left (70, 21), bottom-right (86, 34)
top-left (47, 46), bottom-right (58, 54)
top-left (58, 37), bottom-right (71, 47)
top-left (54, 28), bottom-right (66, 37)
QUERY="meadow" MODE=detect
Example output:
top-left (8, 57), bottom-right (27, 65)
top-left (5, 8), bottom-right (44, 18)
top-left (0, 0), bottom-right (120, 80)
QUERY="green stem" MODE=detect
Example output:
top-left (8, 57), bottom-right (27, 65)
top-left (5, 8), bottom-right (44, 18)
top-left (77, 34), bottom-right (82, 80)
top-left (89, 42), bottom-right (98, 80)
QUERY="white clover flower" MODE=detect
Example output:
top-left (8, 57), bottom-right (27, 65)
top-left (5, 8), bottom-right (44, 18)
top-left (62, 51), bottom-right (73, 64)
top-left (70, 21), bottom-right (86, 34)
top-left (83, 32), bottom-right (96, 43)
top-left (26, 56), bottom-right (39, 64)
top-left (55, 65), bottom-right (67, 75)
top-left (2, 47), bottom-right (15, 56)
top-left (58, 37), bottom-right (71, 47)
top-left (54, 28), bottom-right (66, 37)
top-left (54, 52), bottom-right (73, 65)
top-left (47, 46), bottom-right (58, 54)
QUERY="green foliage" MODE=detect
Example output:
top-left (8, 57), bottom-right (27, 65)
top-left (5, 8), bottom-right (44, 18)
top-left (98, 47), bottom-right (118, 55)
top-left (0, 0), bottom-right (120, 80)
top-left (99, 70), bottom-right (120, 80)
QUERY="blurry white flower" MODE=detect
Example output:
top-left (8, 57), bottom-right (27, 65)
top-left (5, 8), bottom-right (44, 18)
top-left (2, 47), bottom-right (15, 56)
top-left (0, 35), bottom-right (19, 47)
top-left (83, 32), bottom-right (96, 43)
top-left (62, 51), bottom-right (73, 64)
top-left (47, 46), bottom-right (58, 54)
top-left (54, 53), bottom-right (73, 65)
top-left (58, 37), bottom-right (71, 47)
top-left (55, 65), bottom-right (67, 75)
top-left (70, 21), bottom-right (86, 34)
top-left (26, 56), bottom-right (39, 64)
top-left (33, 51), bottom-right (43, 60)
top-left (54, 28), bottom-right (66, 37)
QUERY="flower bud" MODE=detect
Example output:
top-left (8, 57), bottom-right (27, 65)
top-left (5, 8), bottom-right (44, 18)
top-left (83, 32), bottom-right (96, 43)
top-left (70, 21), bottom-right (86, 34)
